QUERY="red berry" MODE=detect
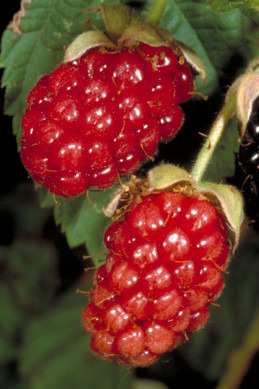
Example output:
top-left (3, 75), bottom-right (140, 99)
top-left (171, 63), bottom-right (194, 103)
top-left (20, 44), bottom-right (194, 197)
top-left (159, 105), bottom-right (184, 141)
top-left (115, 326), bottom-right (145, 357)
top-left (82, 189), bottom-right (230, 366)
top-left (139, 43), bottom-right (179, 74)
top-left (147, 76), bottom-right (177, 115)
top-left (144, 322), bottom-right (174, 355)
top-left (26, 75), bottom-right (53, 110)
top-left (111, 49), bottom-right (148, 91)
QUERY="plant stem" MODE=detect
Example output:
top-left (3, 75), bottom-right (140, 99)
top-left (145, 0), bottom-right (169, 25)
top-left (190, 94), bottom-right (236, 182)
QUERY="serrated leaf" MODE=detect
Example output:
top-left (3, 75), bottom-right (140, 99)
top-left (20, 290), bottom-right (131, 389)
top-left (209, 0), bottom-right (259, 12)
top-left (39, 186), bottom-right (114, 258)
top-left (148, 0), bottom-right (258, 95)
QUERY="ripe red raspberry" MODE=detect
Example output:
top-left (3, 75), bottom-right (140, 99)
top-left (81, 188), bottom-right (230, 367)
top-left (20, 44), bottom-right (193, 198)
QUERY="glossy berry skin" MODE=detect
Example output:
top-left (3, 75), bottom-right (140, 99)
top-left (237, 96), bottom-right (259, 226)
top-left (82, 190), bottom-right (230, 367)
top-left (20, 44), bottom-right (193, 197)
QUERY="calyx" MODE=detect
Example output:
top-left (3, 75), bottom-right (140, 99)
top-left (63, 4), bottom-right (206, 83)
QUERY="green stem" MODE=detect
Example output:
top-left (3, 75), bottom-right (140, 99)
top-left (145, 0), bottom-right (169, 25)
top-left (190, 94), bottom-right (236, 182)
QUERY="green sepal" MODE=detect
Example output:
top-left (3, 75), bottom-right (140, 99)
top-left (198, 182), bottom-right (244, 252)
top-left (226, 56), bottom-right (259, 137)
top-left (94, 4), bottom-right (139, 43)
top-left (148, 163), bottom-right (195, 190)
top-left (63, 30), bottom-right (116, 63)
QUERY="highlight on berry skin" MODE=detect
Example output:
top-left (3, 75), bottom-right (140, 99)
top-left (81, 188), bottom-right (231, 367)
top-left (20, 43), bottom-right (194, 198)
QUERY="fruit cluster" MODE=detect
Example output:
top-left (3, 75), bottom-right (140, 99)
top-left (20, 43), bottom-right (193, 198)
top-left (82, 187), bottom-right (230, 367)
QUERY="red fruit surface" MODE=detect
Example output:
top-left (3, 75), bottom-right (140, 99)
top-left (82, 190), bottom-right (230, 367)
top-left (20, 44), bottom-right (194, 198)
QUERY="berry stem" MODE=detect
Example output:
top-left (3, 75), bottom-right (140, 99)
top-left (145, 0), bottom-right (169, 25)
top-left (190, 94), bottom-right (236, 183)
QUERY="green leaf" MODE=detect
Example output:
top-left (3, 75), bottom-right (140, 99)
top-left (203, 120), bottom-right (240, 182)
top-left (20, 290), bottom-right (132, 389)
top-left (216, 307), bottom-right (259, 389)
top-left (0, 239), bottom-right (59, 367)
top-left (54, 189), bottom-right (114, 257)
top-left (39, 186), bottom-right (114, 258)
top-left (0, 240), bottom-right (58, 315)
top-left (145, 0), bottom-right (258, 95)
top-left (209, 0), bottom-right (259, 12)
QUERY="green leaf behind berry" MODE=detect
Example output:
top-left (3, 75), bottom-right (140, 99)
top-left (38, 186), bottom-right (114, 260)
top-left (20, 290), bottom-right (131, 389)
top-left (143, 0), bottom-right (258, 95)
top-left (208, 0), bottom-right (259, 13)
top-left (202, 120), bottom-right (240, 182)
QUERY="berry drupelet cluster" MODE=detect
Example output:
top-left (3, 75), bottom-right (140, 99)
top-left (20, 44), bottom-right (193, 198)
top-left (82, 187), bottom-right (230, 367)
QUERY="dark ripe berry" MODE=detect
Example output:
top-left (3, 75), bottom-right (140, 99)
top-left (239, 141), bottom-right (259, 175)
top-left (238, 96), bottom-right (259, 176)
top-left (82, 189), bottom-right (230, 367)
top-left (21, 44), bottom-right (194, 198)
top-left (247, 96), bottom-right (259, 142)
top-left (236, 96), bottom-right (259, 227)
